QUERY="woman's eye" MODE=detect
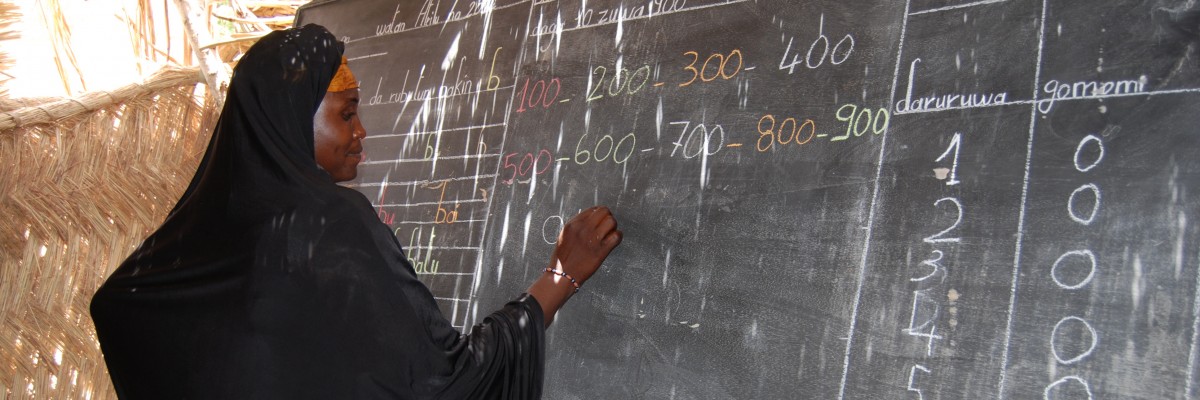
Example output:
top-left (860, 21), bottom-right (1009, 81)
top-left (342, 112), bottom-right (355, 122)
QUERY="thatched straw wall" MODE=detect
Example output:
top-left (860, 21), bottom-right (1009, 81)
top-left (0, 66), bottom-right (218, 399)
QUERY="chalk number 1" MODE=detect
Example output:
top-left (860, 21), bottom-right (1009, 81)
top-left (936, 133), bottom-right (962, 186)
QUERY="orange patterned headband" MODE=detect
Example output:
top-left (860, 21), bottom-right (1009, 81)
top-left (328, 56), bottom-right (359, 92)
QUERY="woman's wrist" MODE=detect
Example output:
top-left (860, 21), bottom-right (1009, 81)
top-left (535, 267), bottom-right (577, 303)
top-left (543, 267), bottom-right (580, 293)
top-left (527, 269), bottom-right (577, 327)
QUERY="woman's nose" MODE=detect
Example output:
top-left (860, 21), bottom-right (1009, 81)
top-left (353, 120), bottom-right (366, 139)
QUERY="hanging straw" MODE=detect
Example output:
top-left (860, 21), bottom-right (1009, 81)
top-left (0, 65), bottom-right (218, 400)
top-left (0, 66), bottom-right (205, 131)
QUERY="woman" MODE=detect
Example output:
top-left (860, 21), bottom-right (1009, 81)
top-left (91, 24), bottom-right (621, 399)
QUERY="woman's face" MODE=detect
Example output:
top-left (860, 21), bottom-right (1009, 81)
top-left (314, 88), bottom-right (365, 182)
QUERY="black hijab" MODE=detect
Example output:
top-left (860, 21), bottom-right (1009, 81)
top-left (90, 24), bottom-right (544, 399)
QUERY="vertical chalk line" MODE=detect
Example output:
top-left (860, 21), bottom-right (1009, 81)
top-left (996, 0), bottom-right (1049, 397)
top-left (885, 0), bottom-right (912, 123)
top-left (458, 0), bottom-right (540, 328)
top-left (463, 0), bottom-right (549, 326)
top-left (1186, 244), bottom-right (1200, 397)
top-left (837, 1), bottom-right (911, 399)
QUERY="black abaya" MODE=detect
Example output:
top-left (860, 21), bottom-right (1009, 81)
top-left (90, 24), bottom-right (544, 399)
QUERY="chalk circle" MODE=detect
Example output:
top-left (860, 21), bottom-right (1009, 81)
top-left (683, 124), bottom-right (724, 159)
top-left (1043, 375), bottom-right (1093, 400)
top-left (542, 215), bottom-right (564, 245)
top-left (1068, 183), bottom-right (1101, 225)
top-left (830, 35), bottom-right (855, 65)
top-left (1073, 135), bottom-right (1105, 173)
top-left (1050, 316), bottom-right (1098, 365)
top-left (682, 124), bottom-right (708, 159)
top-left (1051, 250), bottom-right (1096, 290)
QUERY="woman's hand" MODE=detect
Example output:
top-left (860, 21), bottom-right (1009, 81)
top-left (526, 206), bottom-right (622, 327)
top-left (550, 206), bottom-right (622, 285)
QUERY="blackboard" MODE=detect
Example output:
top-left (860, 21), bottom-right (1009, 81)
top-left (297, 1), bottom-right (1200, 398)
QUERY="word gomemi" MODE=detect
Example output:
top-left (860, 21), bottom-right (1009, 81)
top-left (1038, 77), bottom-right (1146, 113)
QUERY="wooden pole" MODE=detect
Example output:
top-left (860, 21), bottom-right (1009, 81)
top-left (172, 0), bottom-right (227, 104)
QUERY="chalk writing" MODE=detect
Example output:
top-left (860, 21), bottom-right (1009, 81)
top-left (406, 225), bottom-right (440, 274)
top-left (1043, 130), bottom-right (1106, 395)
top-left (415, 0), bottom-right (442, 28)
top-left (1050, 250), bottom-right (1095, 290)
top-left (375, 4), bottom-right (409, 36)
top-left (900, 131), bottom-right (972, 392)
top-left (531, 19), bottom-right (563, 37)
top-left (912, 250), bottom-right (945, 283)
top-left (1039, 77), bottom-right (1146, 113)
top-left (895, 59), bottom-right (1007, 113)
top-left (430, 182), bottom-right (460, 224)
top-left (903, 288), bottom-right (943, 356)
top-left (487, 47), bottom-right (504, 91)
top-left (680, 49), bottom-right (744, 87)
top-left (1073, 134), bottom-right (1104, 173)
top-left (587, 64), bottom-right (651, 102)
top-left (1044, 375), bottom-right (1093, 399)
top-left (299, 0), bottom-right (1200, 396)
top-left (907, 364), bottom-right (932, 400)
top-left (501, 150), bottom-right (553, 184)
top-left (1050, 316), bottom-right (1098, 365)
top-left (516, 77), bottom-right (561, 112)
top-left (575, 132), bottom-right (636, 165)
top-left (465, 0), bottom-right (494, 16)
top-left (832, 104), bottom-right (888, 141)
top-left (922, 197), bottom-right (963, 244)
top-left (669, 121), bottom-right (725, 159)
top-left (377, 208), bottom-right (396, 225)
top-left (376, 190), bottom-right (397, 225)
top-left (935, 133), bottom-right (962, 186)
top-left (778, 14), bottom-right (855, 74)
top-left (541, 215), bottom-right (563, 245)
top-left (1067, 183), bottom-right (1101, 225)
top-left (755, 114), bottom-right (816, 152)
top-left (572, 0), bottom-right (688, 30)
